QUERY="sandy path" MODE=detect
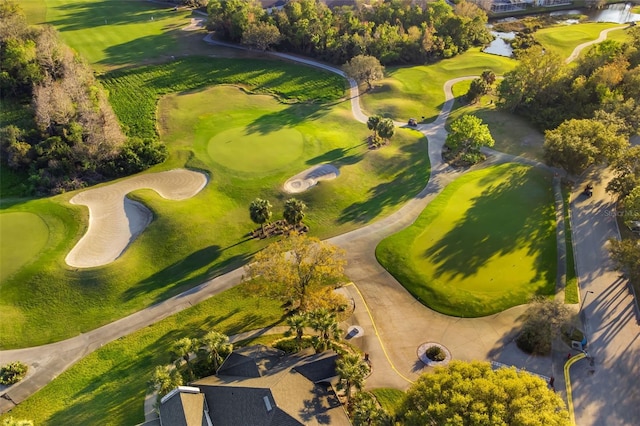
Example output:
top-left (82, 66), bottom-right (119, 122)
top-left (65, 169), bottom-right (207, 268)
top-left (283, 164), bottom-right (340, 193)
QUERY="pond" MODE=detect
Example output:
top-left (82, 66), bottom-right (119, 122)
top-left (483, 31), bottom-right (515, 57)
top-left (551, 3), bottom-right (640, 24)
top-left (485, 3), bottom-right (639, 57)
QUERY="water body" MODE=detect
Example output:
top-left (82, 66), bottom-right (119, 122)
top-left (485, 3), bottom-right (639, 57)
top-left (551, 3), bottom-right (640, 23)
top-left (484, 31), bottom-right (515, 57)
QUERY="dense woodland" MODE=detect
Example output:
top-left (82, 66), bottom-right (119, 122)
top-left (207, 0), bottom-right (493, 64)
top-left (0, 2), bottom-right (166, 195)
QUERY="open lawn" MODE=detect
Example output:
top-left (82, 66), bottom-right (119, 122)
top-left (0, 81), bottom-right (428, 349)
top-left (0, 284), bottom-right (284, 426)
top-left (37, 0), bottom-right (190, 71)
top-left (376, 163), bottom-right (557, 317)
top-left (448, 81), bottom-right (545, 161)
top-left (360, 48), bottom-right (516, 123)
top-left (0, 212), bottom-right (49, 282)
top-left (534, 22), bottom-right (624, 60)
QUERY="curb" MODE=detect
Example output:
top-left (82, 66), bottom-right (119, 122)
top-left (564, 352), bottom-right (586, 425)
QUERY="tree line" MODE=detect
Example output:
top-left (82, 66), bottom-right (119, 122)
top-left (0, 2), bottom-right (166, 195)
top-left (496, 29), bottom-right (640, 178)
top-left (207, 0), bottom-right (492, 65)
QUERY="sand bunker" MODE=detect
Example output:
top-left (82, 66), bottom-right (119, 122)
top-left (283, 164), bottom-right (340, 194)
top-left (65, 169), bottom-right (208, 268)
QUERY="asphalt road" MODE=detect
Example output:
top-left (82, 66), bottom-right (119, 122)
top-left (569, 167), bottom-right (640, 426)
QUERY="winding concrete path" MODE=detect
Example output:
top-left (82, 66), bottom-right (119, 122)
top-left (565, 25), bottom-right (627, 64)
top-left (3, 21), bottom-right (635, 422)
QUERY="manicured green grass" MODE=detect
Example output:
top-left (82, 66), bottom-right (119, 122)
top-left (563, 185), bottom-right (579, 304)
top-left (606, 26), bottom-right (636, 44)
top-left (377, 163), bottom-right (557, 317)
top-left (0, 83), bottom-right (428, 349)
top-left (360, 48), bottom-right (516, 123)
top-left (39, 0), bottom-right (191, 71)
top-left (448, 82), bottom-right (545, 162)
top-left (0, 212), bottom-right (49, 282)
top-left (0, 284), bottom-right (284, 426)
top-left (534, 22), bottom-right (623, 60)
top-left (371, 388), bottom-right (405, 418)
top-left (20, 0), bottom-right (48, 25)
top-left (208, 128), bottom-right (304, 173)
top-left (101, 56), bottom-right (346, 140)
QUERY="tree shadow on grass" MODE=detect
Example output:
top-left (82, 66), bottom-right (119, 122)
top-left (423, 167), bottom-right (556, 285)
top-left (337, 141), bottom-right (430, 224)
top-left (121, 240), bottom-right (253, 304)
top-left (46, 0), bottom-right (181, 32)
top-left (244, 103), bottom-right (332, 135)
top-left (305, 142), bottom-right (367, 166)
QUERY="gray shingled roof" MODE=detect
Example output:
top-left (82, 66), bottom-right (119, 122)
top-left (191, 348), bottom-right (350, 426)
top-left (158, 391), bottom-right (206, 426)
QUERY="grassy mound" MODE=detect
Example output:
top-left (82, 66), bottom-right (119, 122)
top-left (361, 48), bottom-right (516, 122)
top-left (534, 22), bottom-right (624, 60)
top-left (377, 163), bottom-right (556, 317)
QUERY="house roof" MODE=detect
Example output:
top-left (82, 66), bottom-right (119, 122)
top-left (158, 390), bottom-right (206, 426)
top-left (217, 345), bottom-right (284, 377)
top-left (190, 348), bottom-right (349, 426)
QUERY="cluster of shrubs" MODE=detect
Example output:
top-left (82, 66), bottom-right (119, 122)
top-left (0, 361), bottom-right (28, 385)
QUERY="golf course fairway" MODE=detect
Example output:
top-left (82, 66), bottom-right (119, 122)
top-left (377, 163), bottom-right (557, 317)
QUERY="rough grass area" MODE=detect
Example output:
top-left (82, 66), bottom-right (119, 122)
top-left (101, 56), bottom-right (346, 140)
top-left (0, 212), bottom-right (49, 282)
top-left (370, 388), bottom-right (405, 418)
top-left (0, 85), bottom-right (428, 349)
top-left (361, 48), bottom-right (516, 123)
top-left (563, 185), bottom-right (579, 304)
top-left (377, 163), bottom-right (557, 317)
top-left (534, 22), bottom-right (624, 60)
top-left (0, 285), bottom-right (284, 426)
top-left (449, 82), bottom-right (545, 162)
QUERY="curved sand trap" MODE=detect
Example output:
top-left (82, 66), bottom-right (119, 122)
top-left (283, 164), bottom-right (339, 194)
top-left (66, 169), bottom-right (208, 268)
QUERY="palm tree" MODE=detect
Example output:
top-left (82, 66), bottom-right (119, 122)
top-left (336, 353), bottom-right (370, 406)
top-left (283, 198), bottom-right (306, 227)
top-left (286, 313), bottom-right (308, 350)
top-left (150, 365), bottom-right (183, 399)
top-left (377, 118), bottom-right (395, 142)
top-left (308, 308), bottom-right (341, 351)
top-left (198, 331), bottom-right (233, 372)
top-left (172, 337), bottom-right (195, 367)
top-left (367, 115), bottom-right (382, 139)
top-left (249, 198), bottom-right (272, 235)
top-left (350, 392), bottom-right (389, 425)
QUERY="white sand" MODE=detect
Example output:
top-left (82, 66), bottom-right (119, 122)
top-left (65, 169), bottom-right (208, 268)
top-left (283, 164), bottom-right (340, 194)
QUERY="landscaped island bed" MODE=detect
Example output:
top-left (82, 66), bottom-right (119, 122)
top-left (377, 163), bottom-right (557, 317)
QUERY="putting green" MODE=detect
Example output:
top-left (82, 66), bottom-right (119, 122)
top-left (1, 212), bottom-right (49, 282)
top-left (207, 127), bottom-right (304, 173)
top-left (377, 163), bottom-right (556, 317)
